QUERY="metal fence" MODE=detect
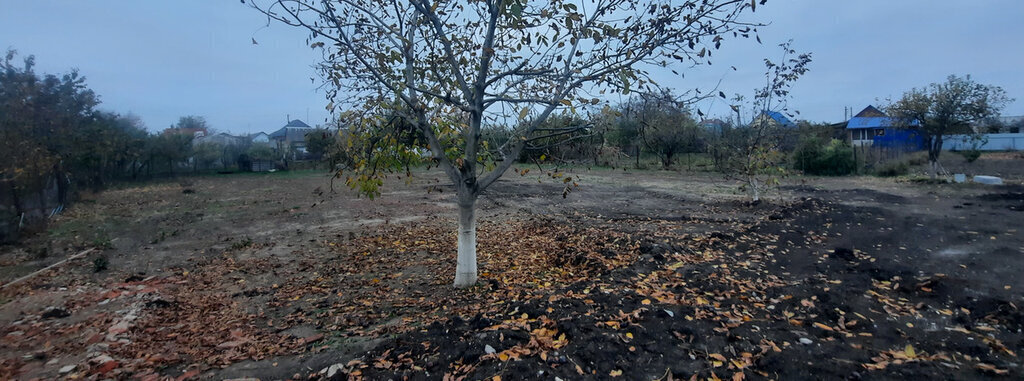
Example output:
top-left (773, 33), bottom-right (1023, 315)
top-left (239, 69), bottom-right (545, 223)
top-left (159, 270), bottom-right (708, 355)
top-left (943, 133), bottom-right (1024, 151)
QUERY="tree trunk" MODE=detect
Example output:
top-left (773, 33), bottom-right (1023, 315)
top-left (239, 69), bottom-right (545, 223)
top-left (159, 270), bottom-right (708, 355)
top-left (928, 135), bottom-right (943, 180)
top-left (453, 195), bottom-right (478, 288)
top-left (750, 177), bottom-right (760, 202)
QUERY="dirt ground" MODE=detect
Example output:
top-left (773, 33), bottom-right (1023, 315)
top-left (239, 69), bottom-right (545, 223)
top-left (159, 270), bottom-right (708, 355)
top-left (1, 164), bottom-right (1022, 380)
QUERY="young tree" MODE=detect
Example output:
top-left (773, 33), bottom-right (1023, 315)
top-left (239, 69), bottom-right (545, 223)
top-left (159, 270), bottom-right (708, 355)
top-left (709, 41), bottom-right (811, 202)
top-left (888, 75), bottom-right (1011, 179)
top-left (250, 0), bottom-right (765, 287)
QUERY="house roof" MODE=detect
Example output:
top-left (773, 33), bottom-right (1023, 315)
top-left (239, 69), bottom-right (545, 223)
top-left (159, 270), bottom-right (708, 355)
top-left (757, 111), bottom-right (795, 127)
top-left (854, 105), bottom-right (886, 118)
top-left (285, 119), bottom-right (311, 128)
top-left (847, 116), bottom-right (895, 129)
top-left (700, 118), bottom-right (728, 127)
top-left (270, 120), bottom-right (313, 139)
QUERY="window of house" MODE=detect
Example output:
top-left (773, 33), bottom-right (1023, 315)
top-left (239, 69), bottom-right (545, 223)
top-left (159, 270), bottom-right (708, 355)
top-left (875, 129), bottom-right (885, 136)
top-left (1012, 127), bottom-right (1021, 134)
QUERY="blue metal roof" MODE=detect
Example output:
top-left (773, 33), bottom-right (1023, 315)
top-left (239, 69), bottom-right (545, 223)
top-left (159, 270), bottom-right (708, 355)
top-left (760, 111), bottom-right (795, 127)
top-left (846, 116), bottom-right (919, 129)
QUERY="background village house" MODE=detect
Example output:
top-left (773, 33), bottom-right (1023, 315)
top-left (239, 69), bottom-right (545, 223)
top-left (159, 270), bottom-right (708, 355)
top-left (269, 119), bottom-right (315, 160)
top-left (844, 105), bottom-right (924, 150)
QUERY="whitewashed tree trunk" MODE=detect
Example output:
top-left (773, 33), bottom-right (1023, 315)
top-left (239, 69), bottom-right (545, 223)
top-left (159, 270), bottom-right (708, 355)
top-left (453, 196), bottom-right (478, 288)
top-left (750, 177), bottom-right (761, 202)
top-left (928, 160), bottom-right (938, 180)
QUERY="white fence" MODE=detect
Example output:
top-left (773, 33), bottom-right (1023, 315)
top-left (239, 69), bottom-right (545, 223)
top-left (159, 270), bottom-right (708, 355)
top-left (943, 133), bottom-right (1024, 151)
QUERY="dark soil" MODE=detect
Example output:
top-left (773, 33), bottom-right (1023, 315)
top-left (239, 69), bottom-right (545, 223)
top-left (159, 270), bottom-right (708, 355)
top-left (2, 171), bottom-right (1022, 380)
top-left (321, 187), bottom-right (1023, 381)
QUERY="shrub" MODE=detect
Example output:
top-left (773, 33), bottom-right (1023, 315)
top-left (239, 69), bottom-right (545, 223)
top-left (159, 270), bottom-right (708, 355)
top-left (959, 149), bottom-right (981, 163)
top-left (230, 237), bottom-right (254, 250)
top-left (906, 152), bottom-right (928, 166)
top-left (92, 256), bottom-right (109, 272)
top-left (792, 138), bottom-right (856, 176)
top-left (874, 160), bottom-right (909, 177)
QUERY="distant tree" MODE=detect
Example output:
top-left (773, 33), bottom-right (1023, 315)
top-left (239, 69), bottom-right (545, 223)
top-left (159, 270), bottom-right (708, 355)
top-left (246, 144), bottom-right (277, 162)
top-left (251, 0), bottom-right (765, 287)
top-left (516, 113), bottom-right (591, 163)
top-left (608, 111), bottom-right (644, 167)
top-left (192, 143), bottom-right (222, 172)
top-left (305, 127), bottom-right (336, 161)
top-left (177, 115), bottom-right (208, 130)
top-left (219, 143), bottom-right (246, 170)
top-left (166, 115), bottom-right (209, 136)
top-left (625, 91), bottom-right (701, 168)
top-left (149, 133), bottom-right (193, 174)
top-left (888, 75), bottom-right (1011, 179)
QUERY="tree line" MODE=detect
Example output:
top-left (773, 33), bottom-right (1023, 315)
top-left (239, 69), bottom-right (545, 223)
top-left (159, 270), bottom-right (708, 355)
top-left (0, 51), bottom-right (261, 241)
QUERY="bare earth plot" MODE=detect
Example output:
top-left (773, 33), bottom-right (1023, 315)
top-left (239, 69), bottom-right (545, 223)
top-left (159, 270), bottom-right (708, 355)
top-left (1, 168), bottom-right (1022, 380)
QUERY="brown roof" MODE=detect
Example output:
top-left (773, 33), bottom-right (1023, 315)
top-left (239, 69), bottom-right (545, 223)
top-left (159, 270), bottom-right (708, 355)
top-left (854, 105), bottom-right (886, 118)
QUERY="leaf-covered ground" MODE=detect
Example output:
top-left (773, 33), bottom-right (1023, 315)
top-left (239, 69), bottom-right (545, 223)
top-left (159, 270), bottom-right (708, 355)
top-left (0, 170), bottom-right (1021, 380)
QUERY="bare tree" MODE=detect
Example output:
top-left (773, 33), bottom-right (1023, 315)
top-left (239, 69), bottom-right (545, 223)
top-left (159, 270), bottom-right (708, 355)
top-left (248, 0), bottom-right (765, 287)
top-left (709, 41), bottom-right (811, 202)
top-left (888, 75), bottom-right (1011, 179)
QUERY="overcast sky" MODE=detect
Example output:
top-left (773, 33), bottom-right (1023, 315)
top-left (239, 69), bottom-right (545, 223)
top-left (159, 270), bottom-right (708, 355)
top-left (2, 1), bottom-right (1022, 134)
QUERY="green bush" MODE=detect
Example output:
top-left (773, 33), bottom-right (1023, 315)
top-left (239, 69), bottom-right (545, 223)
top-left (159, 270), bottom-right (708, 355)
top-left (874, 160), bottom-right (909, 177)
top-left (792, 138), bottom-right (856, 176)
top-left (906, 152), bottom-right (928, 166)
top-left (92, 256), bottom-right (109, 272)
top-left (958, 150), bottom-right (981, 163)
